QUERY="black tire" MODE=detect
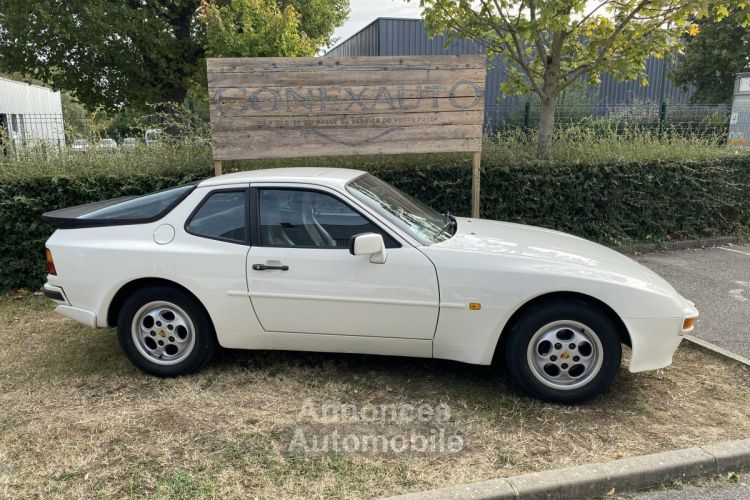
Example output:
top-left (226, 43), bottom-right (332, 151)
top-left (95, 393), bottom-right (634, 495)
top-left (504, 298), bottom-right (622, 403)
top-left (117, 286), bottom-right (217, 377)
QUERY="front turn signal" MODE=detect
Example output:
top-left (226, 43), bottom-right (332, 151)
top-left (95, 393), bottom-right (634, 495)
top-left (682, 317), bottom-right (696, 331)
top-left (45, 248), bottom-right (57, 276)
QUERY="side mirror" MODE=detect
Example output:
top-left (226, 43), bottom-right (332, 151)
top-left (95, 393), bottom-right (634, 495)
top-left (349, 233), bottom-right (387, 264)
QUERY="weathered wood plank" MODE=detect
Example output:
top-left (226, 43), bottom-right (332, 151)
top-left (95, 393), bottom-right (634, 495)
top-left (212, 125), bottom-right (482, 148)
top-left (213, 137), bottom-right (483, 160)
top-left (208, 69), bottom-right (485, 88)
top-left (210, 110), bottom-right (484, 131)
top-left (210, 83), bottom-right (484, 102)
top-left (208, 96), bottom-right (484, 118)
top-left (207, 55), bottom-right (487, 73)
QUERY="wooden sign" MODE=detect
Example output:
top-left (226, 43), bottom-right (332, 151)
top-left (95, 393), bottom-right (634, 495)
top-left (207, 55), bottom-right (486, 216)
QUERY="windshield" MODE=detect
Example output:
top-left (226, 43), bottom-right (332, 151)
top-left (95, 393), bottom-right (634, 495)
top-left (347, 173), bottom-right (454, 245)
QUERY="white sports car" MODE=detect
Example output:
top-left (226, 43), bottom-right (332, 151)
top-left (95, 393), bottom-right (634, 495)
top-left (42, 168), bottom-right (698, 403)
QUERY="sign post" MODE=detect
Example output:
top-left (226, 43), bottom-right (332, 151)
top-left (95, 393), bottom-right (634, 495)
top-left (471, 151), bottom-right (481, 218)
top-left (208, 55), bottom-right (486, 216)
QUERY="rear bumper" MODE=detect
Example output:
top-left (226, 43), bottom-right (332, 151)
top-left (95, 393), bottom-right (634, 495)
top-left (43, 282), bottom-right (98, 328)
top-left (43, 283), bottom-right (68, 304)
top-left (42, 285), bottom-right (65, 301)
top-left (55, 305), bottom-right (97, 328)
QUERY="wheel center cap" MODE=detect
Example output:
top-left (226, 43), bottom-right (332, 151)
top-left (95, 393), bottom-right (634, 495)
top-left (561, 352), bottom-right (570, 360)
top-left (159, 330), bottom-right (167, 337)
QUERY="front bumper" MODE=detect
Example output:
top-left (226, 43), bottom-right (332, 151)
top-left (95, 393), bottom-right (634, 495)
top-left (625, 305), bottom-right (699, 373)
top-left (43, 282), bottom-right (98, 328)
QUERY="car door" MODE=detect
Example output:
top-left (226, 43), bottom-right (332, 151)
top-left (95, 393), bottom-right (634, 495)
top-left (245, 184), bottom-right (440, 339)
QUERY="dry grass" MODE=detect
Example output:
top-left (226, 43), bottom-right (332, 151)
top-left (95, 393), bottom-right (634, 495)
top-left (0, 293), bottom-right (749, 499)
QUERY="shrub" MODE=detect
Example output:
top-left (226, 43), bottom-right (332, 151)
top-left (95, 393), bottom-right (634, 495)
top-left (3, 151), bottom-right (750, 291)
top-left (0, 142), bottom-right (211, 181)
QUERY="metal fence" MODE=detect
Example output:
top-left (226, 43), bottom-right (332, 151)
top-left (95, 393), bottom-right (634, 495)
top-left (0, 113), bottom-right (168, 157)
top-left (485, 101), bottom-right (733, 139)
top-left (0, 113), bottom-right (66, 152)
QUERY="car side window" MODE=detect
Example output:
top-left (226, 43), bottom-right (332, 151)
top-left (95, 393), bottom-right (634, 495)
top-left (258, 189), bottom-right (398, 248)
top-left (78, 184), bottom-right (195, 221)
top-left (186, 190), bottom-right (247, 243)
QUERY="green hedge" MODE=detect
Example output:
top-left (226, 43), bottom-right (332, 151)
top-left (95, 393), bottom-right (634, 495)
top-left (2, 155), bottom-right (750, 291)
top-left (370, 156), bottom-right (750, 245)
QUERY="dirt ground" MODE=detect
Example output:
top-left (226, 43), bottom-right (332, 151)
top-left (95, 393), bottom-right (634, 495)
top-left (1, 293), bottom-right (749, 499)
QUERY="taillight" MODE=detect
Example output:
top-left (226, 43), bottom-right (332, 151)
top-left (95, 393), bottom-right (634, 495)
top-left (45, 248), bottom-right (57, 275)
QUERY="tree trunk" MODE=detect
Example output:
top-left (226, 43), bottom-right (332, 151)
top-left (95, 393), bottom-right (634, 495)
top-left (537, 31), bottom-right (565, 159)
top-left (537, 95), bottom-right (558, 158)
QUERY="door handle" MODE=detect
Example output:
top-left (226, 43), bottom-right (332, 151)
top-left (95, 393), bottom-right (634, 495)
top-left (252, 264), bottom-right (289, 271)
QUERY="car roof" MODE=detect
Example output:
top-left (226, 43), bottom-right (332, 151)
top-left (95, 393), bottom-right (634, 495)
top-left (198, 167), bottom-right (366, 188)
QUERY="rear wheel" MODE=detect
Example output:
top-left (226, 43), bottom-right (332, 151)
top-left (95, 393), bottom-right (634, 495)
top-left (504, 299), bottom-right (622, 403)
top-left (117, 286), bottom-right (216, 376)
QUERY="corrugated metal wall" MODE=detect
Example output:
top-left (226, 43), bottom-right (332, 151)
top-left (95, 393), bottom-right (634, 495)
top-left (378, 18), bottom-right (485, 56)
top-left (326, 18), bottom-right (695, 124)
top-left (326, 20), bottom-right (380, 57)
top-left (597, 55), bottom-right (690, 104)
top-left (0, 77), bottom-right (63, 113)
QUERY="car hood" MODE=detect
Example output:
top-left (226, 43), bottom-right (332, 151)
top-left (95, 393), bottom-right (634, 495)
top-left (434, 217), bottom-right (685, 298)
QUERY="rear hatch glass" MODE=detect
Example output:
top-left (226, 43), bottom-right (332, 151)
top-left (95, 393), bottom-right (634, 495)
top-left (41, 184), bottom-right (195, 229)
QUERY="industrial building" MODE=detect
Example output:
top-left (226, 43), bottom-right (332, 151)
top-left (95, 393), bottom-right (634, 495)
top-left (0, 76), bottom-right (65, 151)
top-left (326, 18), bottom-right (694, 130)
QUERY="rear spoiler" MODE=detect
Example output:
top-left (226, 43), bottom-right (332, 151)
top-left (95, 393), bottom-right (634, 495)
top-left (41, 196), bottom-right (139, 229)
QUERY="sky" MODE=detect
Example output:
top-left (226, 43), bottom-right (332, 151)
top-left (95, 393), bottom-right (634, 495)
top-left (331, 0), bottom-right (422, 47)
top-left (330, 0), bottom-right (611, 48)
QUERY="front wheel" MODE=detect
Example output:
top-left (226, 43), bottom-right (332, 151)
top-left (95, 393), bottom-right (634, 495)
top-left (117, 286), bottom-right (216, 376)
top-left (504, 299), bottom-right (622, 403)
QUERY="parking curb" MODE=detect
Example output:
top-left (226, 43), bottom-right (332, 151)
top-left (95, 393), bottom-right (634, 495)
top-left (684, 335), bottom-right (750, 367)
top-left (386, 439), bottom-right (750, 500)
top-left (614, 236), bottom-right (740, 254)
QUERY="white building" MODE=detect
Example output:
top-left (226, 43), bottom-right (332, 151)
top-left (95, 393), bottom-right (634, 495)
top-left (0, 76), bottom-right (65, 150)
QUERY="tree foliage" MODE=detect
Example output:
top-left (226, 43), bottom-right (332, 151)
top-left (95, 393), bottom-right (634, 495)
top-left (0, 0), bottom-right (349, 111)
top-left (202, 0), bottom-right (349, 56)
top-left (282, 0), bottom-right (350, 47)
top-left (202, 0), bottom-right (317, 57)
top-left (671, 10), bottom-right (750, 103)
top-left (0, 0), bottom-right (206, 111)
top-left (421, 0), bottom-right (750, 156)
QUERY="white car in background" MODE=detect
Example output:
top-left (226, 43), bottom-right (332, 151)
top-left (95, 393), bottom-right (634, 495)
top-left (42, 168), bottom-right (698, 403)
top-left (145, 128), bottom-right (161, 145)
top-left (97, 138), bottom-right (117, 150)
top-left (70, 139), bottom-right (89, 153)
